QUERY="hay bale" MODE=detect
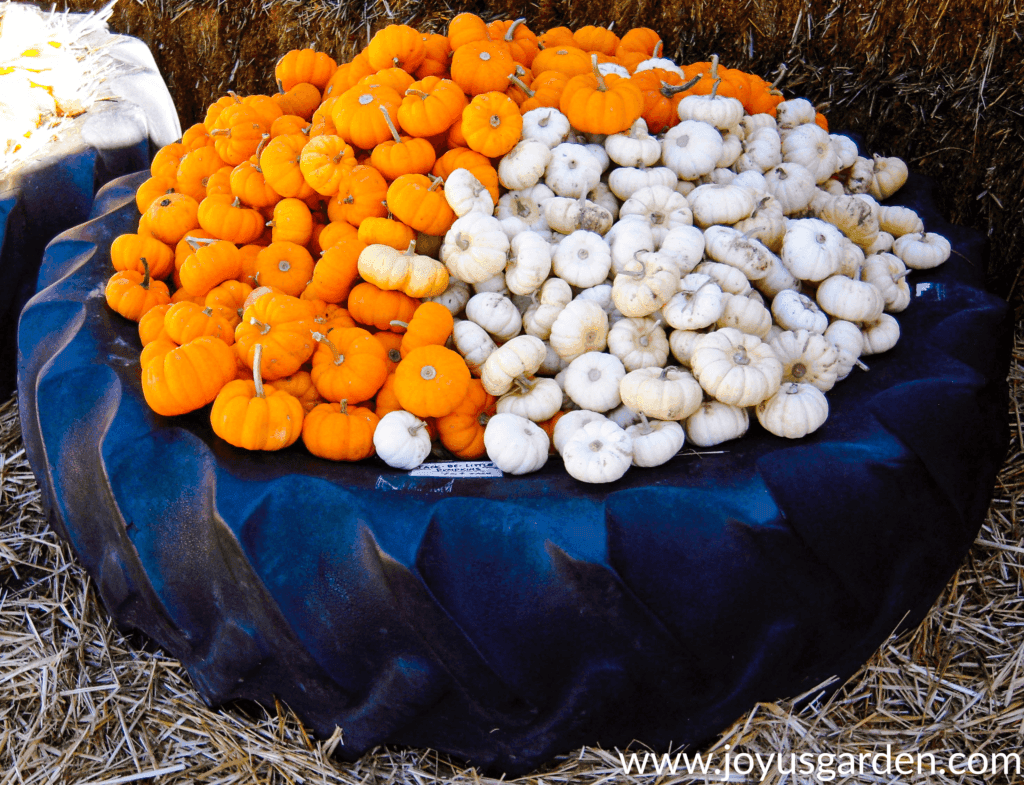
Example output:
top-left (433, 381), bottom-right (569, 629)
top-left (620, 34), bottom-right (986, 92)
top-left (61, 0), bottom-right (1024, 312)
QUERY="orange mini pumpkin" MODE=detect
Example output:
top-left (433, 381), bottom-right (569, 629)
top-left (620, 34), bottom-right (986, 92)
top-left (210, 342), bottom-right (305, 450)
top-left (254, 241), bottom-right (315, 297)
top-left (234, 291), bottom-right (317, 380)
top-left (105, 259), bottom-right (171, 321)
top-left (309, 327), bottom-right (388, 403)
top-left (461, 91), bottom-right (522, 157)
top-left (331, 83), bottom-right (403, 150)
top-left (451, 40), bottom-right (515, 96)
top-left (367, 24), bottom-right (427, 74)
top-left (143, 335), bottom-right (237, 416)
top-left (370, 105), bottom-right (437, 180)
top-left (435, 378), bottom-right (496, 458)
top-left (110, 233), bottom-right (174, 280)
top-left (326, 164), bottom-right (389, 225)
top-left (275, 48), bottom-right (338, 92)
top-left (393, 345), bottom-right (471, 418)
top-left (302, 399), bottom-right (379, 461)
top-left (386, 173), bottom-right (456, 236)
top-left (347, 282), bottom-right (419, 331)
top-left (397, 76), bottom-right (467, 138)
top-left (560, 54), bottom-right (644, 134)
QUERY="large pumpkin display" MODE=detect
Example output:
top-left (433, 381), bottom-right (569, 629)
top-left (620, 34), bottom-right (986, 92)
top-left (13, 15), bottom-right (1012, 775)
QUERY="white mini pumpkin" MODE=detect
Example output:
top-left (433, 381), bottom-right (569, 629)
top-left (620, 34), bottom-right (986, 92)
top-left (484, 413), bottom-right (549, 474)
top-left (452, 318), bottom-right (498, 375)
top-left (480, 334), bottom-right (547, 395)
top-left (619, 365), bottom-right (704, 421)
top-left (770, 289), bottom-right (829, 334)
top-left (685, 400), bottom-right (750, 446)
top-left (444, 168), bottom-right (495, 217)
top-left (551, 230), bottom-right (612, 288)
top-left (441, 212), bottom-right (511, 284)
top-left (548, 298), bottom-right (609, 362)
top-left (504, 231), bottom-right (552, 296)
top-left (607, 316), bottom-right (670, 371)
top-left (498, 139), bottom-right (554, 190)
top-left (373, 410), bottom-right (432, 470)
top-left (627, 416), bottom-right (686, 467)
top-left (562, 351), bottom-right (626, 412)
top-left (520, 106), bottom-right (571, 148)
top-left (560, 419), bottom-right (633, 484)
top-left (892, 231), bottom-right (951, 270)
top-left (661, 120), bottom-right (723, 180)
top-left (496, 376), bottom-right (562, 421)
top-left (755, 382), bottom-right (829, 439)
top-left (690, 327), bottom-right (783, 407)
top-left (605, 118), bottom-right (662, 168)
top-left (546, 142), bottom-right (603, 198)
top-left (465, 291), bottom-right (522, 342)
top-left (780, 218), bottom-right (845, 281)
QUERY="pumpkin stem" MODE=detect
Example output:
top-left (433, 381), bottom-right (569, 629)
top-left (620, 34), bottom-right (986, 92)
top-left (405, 88), bottom-right (430, 100)
top-left (513, 374), bottom-right (536, 392)
top-left (489, 114), bottom-right (502, 129)
top-left (254, 133), bottom-right (270, 172)
top-left (202, 306), bottom-right (214, 318)
top-left (590, 54), bottom-right (607, 92)
top-left (638, 411), bottom-right (653, 434)
top-left (733, 345), bottom-right (750, 366)
top-left (653, 40), bottom-right (663, 58)
top-left (770, 63), bottom-right (788, 91)
top-left (477, 411), bottom-right (490, 427)
top-left (340, 399), bottom-right (348, 415)
top-left (252, 342), bottom-right (266, 398)
top-left (379, 104), bottom-right (402, 145)
top-left (209, 128), bottom-right (231, 137)
top-left (403, 240), bottom-right (417, 256)
top-left (390, 319), bottom-right (409, 331)
top-left (185, 235), bottom-right (216, 250)
top-left (455, 231), bottom-right (470, 251)
top-left (660, 75), bottom-right (700, 98)
top-left (140, 256), bottom-right (151, 289)
top-left (508, 73), bottom-right (534, 97)
top-left (231, 196), bottom-right (243, 209)
top-left (250, 317), bottom-right (272, 336)
top-left (420, 364), bottom-right (437, 381)
top-left (855, 358), bottom-right (870, 371)
top-left (312, 330), bottom-right (344, 365)
top-left (427, 174), bottom-right (444, 191)
top-left (504, 18), bottom-right (526, 42)
top-left (894, 268), bottom-right (911, 281)
top-left (784, 382), bottom-right (800, 394)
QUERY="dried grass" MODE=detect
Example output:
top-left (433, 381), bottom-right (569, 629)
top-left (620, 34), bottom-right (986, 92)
top-left (2, 331), bottom-right (1023, 784)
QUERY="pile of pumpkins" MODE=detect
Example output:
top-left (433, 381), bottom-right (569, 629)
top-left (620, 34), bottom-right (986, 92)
top-left (103, 15), bottom-right (952, 484)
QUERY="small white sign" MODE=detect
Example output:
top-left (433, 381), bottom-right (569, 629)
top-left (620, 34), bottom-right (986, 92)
top-left (409, 461), bottom-right (503, 478)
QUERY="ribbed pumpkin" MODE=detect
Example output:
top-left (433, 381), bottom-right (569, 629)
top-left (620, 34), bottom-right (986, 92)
top-left (386, 173), bottom-right (457, 236)
top-left (357, 241), bottom-right (449, 298)
top-left (461, 91), bottom-right (523, 157)
top-left (367, 24), bottom-right (427, 73)
top-left (393, 345), bottom-right (471, 418)
top-left (142, 335), bottom-right (237, 416)
top-left (110, 233), bottom-right (175, 280)
top-left (309, 327), bottom-right (388, 403)
top-left (435, 378), bottom-right (496, 458)
top-left (105, 259), bottom-right (171, 322)
top-left (210, 342), bottom-right (305, 450)
top-left (234, 291), bottom-right (317, 380)
top-left (275, 48), bottom-right (338, 92)
top-left (560, 54), bottom-right (644, 134)
top-left (331, 83), bottom-right (403, 150)
top-left (451, 40), bottom-right (515, 96)
top-left (302, 400), bottom-right (379, 461)
top-left (197, 194), bottom-right (265, 244)
top-left (346, 282), bottom-right (420, 331)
